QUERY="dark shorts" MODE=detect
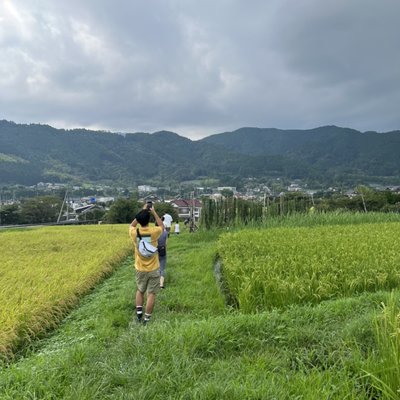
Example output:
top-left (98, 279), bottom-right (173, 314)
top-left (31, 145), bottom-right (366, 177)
top-left (136, 269), bottom-right (160, 294)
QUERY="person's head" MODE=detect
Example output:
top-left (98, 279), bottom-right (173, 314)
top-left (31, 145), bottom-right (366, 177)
top-left (135, 209), bottom-right (151, 226)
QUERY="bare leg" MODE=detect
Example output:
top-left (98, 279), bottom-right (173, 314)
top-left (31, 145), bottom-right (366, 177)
top-left (136, 290), bottom-right (144, 307)
top-left (145, 293), bottom-right (156, 315)
top-left (131, 290), bottom-right (145, 324)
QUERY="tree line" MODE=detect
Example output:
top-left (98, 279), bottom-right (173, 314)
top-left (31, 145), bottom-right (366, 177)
top-left (1, 187), bottom-right (399, 227)
top-left (0, 196), bottom-right (178, 226)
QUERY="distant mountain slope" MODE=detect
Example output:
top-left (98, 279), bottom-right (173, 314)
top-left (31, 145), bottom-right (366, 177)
top-left (201, 126), bottom-right (400, 178)
top-left (0, 120), bottom-right (399, 187)
top-left (0, 120), bottom-right (263, 185)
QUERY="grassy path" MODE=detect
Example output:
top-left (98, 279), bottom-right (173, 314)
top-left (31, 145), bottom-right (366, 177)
top-left (0, 231), bottom-right (226, 399)
top-left (0, 229), bottom-right (394, 399)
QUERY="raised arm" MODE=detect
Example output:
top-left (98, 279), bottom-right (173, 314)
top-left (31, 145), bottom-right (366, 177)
top-left (150, 206), bottom-right (164, 230)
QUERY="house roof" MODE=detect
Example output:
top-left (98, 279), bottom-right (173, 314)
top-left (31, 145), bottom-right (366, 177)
top-left (75, 204), bottom-right (96, 213)
top-left (171, 199), bottom-right (202, 207)
top-left (75, 204), bottom-right (103, 213)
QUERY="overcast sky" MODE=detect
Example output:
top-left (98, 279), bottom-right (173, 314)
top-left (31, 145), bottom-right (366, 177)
top-left (1, 0), bottom-right (399, 139)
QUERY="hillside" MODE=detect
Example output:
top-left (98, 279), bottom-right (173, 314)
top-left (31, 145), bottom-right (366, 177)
top-left (202, 126), bottom-right (400, 180)
top-left (1, 120), bottom-right (400, 187)
top-left (0, 121), bottom-right (256, 186)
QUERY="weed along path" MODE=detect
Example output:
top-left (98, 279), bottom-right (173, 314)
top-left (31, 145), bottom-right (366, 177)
top-left (0, 225), bottom-right (397, 399)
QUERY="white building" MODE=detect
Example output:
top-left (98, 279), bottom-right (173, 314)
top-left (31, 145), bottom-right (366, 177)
top-left (138, 185), bottom-right (158, 193)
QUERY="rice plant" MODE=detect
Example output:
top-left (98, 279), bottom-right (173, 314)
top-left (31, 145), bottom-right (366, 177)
top-left (0, 224), bottom-right (131, 360)
top-left (218, 222), bottom-right (400, 312)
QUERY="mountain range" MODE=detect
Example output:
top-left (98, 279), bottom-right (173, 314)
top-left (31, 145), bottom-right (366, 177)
top-left (1, 120), bottom-right (400, 188)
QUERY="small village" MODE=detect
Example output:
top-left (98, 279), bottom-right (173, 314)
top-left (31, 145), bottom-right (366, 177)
top-left (1, 180), bottom-right (400, 226)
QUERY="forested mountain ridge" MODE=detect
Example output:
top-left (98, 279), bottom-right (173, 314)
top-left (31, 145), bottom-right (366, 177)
top-left (0, 120), bottom-right (252, 186)
top-left (202, 126), bottom-right (400, 177)
top-left (1, 120), bottom-right (399, 187)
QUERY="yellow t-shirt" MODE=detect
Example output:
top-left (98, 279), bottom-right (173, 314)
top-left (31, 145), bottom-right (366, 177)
top-left (129, 225), bottom-right (163, 272)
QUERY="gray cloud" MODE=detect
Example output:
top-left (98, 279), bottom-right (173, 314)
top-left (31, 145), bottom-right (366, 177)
top-left (0, 0), bottom-right (399, 139)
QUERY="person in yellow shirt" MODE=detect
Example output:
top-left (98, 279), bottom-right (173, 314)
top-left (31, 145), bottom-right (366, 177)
top-left (129, 204), bottom-right (164, 325)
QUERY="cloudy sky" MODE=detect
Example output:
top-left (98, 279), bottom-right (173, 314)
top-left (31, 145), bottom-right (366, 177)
top-left (1, 0), bottom-right (399, 139)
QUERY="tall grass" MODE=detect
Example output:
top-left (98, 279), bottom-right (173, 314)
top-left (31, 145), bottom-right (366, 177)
top-left (0, 224), bottom-right (131, 360)
top-left (200, 195), bottom-right (400, 230)
top-left (218, 221), bottom-right (400, 312)
top-left (261, 211), bottom-right (400, 229)
top-left (199, 210), bottom-right (400, 233)
top-left (362, 292), bottom-right (400, 399)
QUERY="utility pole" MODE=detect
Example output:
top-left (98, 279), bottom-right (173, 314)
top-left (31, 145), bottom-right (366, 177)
top-left (57, 190), bottom-right (68, 223)
top-left (280, 192), bottom-right (284, 215)
top-left (360, 192), bottom-right (368, 213)
top-left (262, 191), bottom-right (267, 222)
top-left (66, 191), bottom-right (69, 221)
top-left (190, 190), bottom-right (196, 232)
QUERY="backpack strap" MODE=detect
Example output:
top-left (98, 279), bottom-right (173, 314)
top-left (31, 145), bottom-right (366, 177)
top-left (136, 228), bottom-right (142, 240)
